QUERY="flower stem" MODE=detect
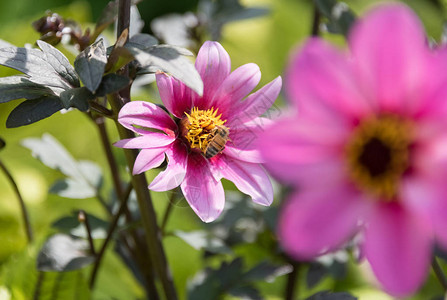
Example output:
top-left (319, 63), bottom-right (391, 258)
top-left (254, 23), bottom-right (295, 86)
top-left (89, 183), bottom-right (133, 289)
top-left (161, 191), bottom-right (177, 236)
top-left (112, 1), bottom-right (178, 298)
top-left (432, 257), bottom-right (447, 292)
top-left (284, 262), bottom-right (300, 300)
top-left (93, 115), bottom-right (124, 200)
top-left (90, 101), bottom-right (114, 119)
top-left (112, 115), bottom-right (178, 300)
top-left (78, 210), bottom-right (96, 256)
top-left (311, 2), bottom-right (321, 37)
top-left (117, 0), bottom-right (131, 105)
top-left (0, 159), bottom-right (33, 244)
top-left (33, 271), bottom-right (44, 300)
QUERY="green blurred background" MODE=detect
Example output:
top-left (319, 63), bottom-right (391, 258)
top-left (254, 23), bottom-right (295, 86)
top-left (0, 0), bottom-right (445, 299)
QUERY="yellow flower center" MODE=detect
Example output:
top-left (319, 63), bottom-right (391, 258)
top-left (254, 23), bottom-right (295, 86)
top-left (345, 114), bottom-right (412, 200)
top-left (180, 107), bottom-right (229, 156)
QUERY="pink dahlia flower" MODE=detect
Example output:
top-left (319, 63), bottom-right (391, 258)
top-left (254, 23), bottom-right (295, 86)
top-left (115, 41), bottom-right (282, 223)
top-left (260, 4), bottom-right (447, 297)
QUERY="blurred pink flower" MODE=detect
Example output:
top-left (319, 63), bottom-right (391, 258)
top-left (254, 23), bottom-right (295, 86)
top-left (115, 41), bottom-right (282, 223)
top-left (260, 4), bottom-right (447, 297)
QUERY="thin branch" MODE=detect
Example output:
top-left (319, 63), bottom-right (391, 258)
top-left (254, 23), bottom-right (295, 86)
top-left (161, 191), bottom-right (177, 236)
top-left (432, 257), bottom-right (447, 292)
top-left (311, 2), bottom-right (321, 37)
top-left (33, 272), bottom-right (45, 300)
top-left (89, 101), bottom-right (115, 119)
top-left (94, 116), bottom-right (125, 201)
top-left (50, 272), bottom-right (64, 300)
top-left (117, 0), bottom-right (131, 104)
top-left (0, 159), bottom-right (33, 243)
top-left (79, 210), bottom-right (96, 256)
top-left (89, 189), bottom-right (131, 289)
top-left (285, 262), bottom-right (300, 300)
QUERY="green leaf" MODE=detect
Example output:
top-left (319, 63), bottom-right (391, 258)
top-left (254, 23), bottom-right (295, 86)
top-left (6, 96), bottom-right (63, 128)
top-left (0, 137), bottom-right (5, 150)
top-left (126, 44), bottom-right (203, 96)
top-left (49, 160), bottom-right (102, 199)
top-left (1, 247), bottom-right (90, 300)
top-left (36, 271), bottom-right (91, 300)
top-left (243, 261), bottom-right (292, 283)
top-left (129, 5), bottom-right (144, 37)
top-left (224, 7), bottom-right (269, 23)
top-left (37, 40), bottom-right (80, 88)
top-left (306, 291), bottom-right (357, 300)
top-left (92, 1), bottom-right (118, 42)
top-left (95, 73), bottom-right (130, 97)
top-left (228, 286), bottom-right (262, 300)
top-left (77, 160), bottom-right (103, 189)
top-left (127, 33), bottom-right (159, 50)
top-left (307, 251), bottom-right (348, 288)
top-left (92, 0), bottom-right (143, 41)
top-left (174, 230), bottom-right (232, 254)
top-left (37, 234), bottom-right (94, 272)
top-left (104, 29), bottom-right (132, 73)
top-left (74, 39), bottom-right (107, 92)
top-left (306, 263), bottom-right (327, 289)
top-left (105, 46), bottom-right (135, 74)
top-left (21, 133), bottom-right (85, 178)
top-left (188, 258), bottom-right (244, 299)
top-left (60, 87), bottom-right (94, 111)
top-left (0, 38), bottom-right (14, 48)
top-left (52, 212), bottom-right (108, 239)
top-left (199, 0), bottom-right (269, 40)
top-left (0, 76), bottom-right (54, 103)
top-left (50, 178), bottom-right (97, 199)
top-left (314, 0), bottom-right (356, 36)
top-left (22, 134), bottom-right (103, 199)
top-left (0, 47), bottom-right (72, 94)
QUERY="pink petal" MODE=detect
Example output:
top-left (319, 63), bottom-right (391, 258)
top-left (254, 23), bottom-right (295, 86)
top-left (114, 133), bottom-right (175, 149)
top-left (156, 73), bottom-right (193, 118)
top-left (213, 156), bottom-right (273, 206)
top-left (279, 185), bottom-right (367, 260)
top-left (401, 176), bottom-right (447, 250)
top-left (226, 76), bottom-right (283, 126)
top-left (411, 121), bottom-right (447, 176)
top-left (400, 122), bottom-right (447, 233)
top-left (223, 145), bottom-right (262, 164)
top-left (210, 63), bottom-right (261, 116)
top-left (349, 4), bottom-right (430, 114)
top-left (149, 141), bottom-right (188, 191)
top-left (364, 202), bottom-right (431, 297)
top-left (118, 101), bottom-right (177, 134)
top-left (416, 50), bottom-right (447, 119)
top-left (224, 118), bottom-right (273, 164)
top-left (259, 116), bottom-right (348, 185)
top-left (180, 153), bottom-right (225, 222)
top-left (287, 38), bottom-right (370, 123)
top-left (194, 41), bottom-right (231, 109)
top-left (133, 147), bottom-right (167, 175)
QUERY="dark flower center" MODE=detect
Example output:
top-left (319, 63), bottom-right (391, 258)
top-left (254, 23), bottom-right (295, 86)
top-left (345, 115), bottom-right (412, 200)
top-left (358, 137), bottom-right (392, 177)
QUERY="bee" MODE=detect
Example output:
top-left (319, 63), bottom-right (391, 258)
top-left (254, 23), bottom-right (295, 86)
top-left (204, 125), bottom-right (230, 159)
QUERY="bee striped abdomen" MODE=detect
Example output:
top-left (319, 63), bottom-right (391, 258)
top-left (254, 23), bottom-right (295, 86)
top-left (204, 126), bottom-right (229, 159)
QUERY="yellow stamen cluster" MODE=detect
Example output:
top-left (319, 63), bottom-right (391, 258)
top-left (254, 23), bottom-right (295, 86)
top-left (182, 107), bottom-right (227, 152)
top-left (345, 115), bottom-right (412, 200)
